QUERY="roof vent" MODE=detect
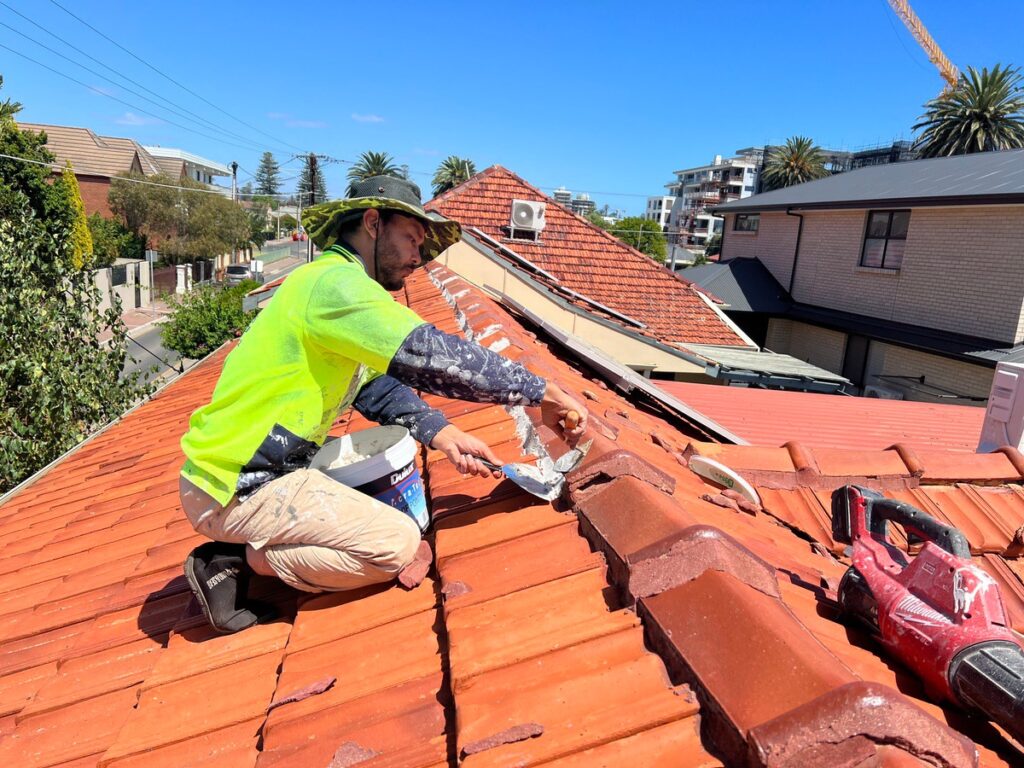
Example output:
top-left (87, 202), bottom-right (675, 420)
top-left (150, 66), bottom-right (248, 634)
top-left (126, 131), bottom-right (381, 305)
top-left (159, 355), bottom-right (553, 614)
top-left (510, 199), bottom-right (546, 235)
top-left (978, 362), bottom-right (1024, 452)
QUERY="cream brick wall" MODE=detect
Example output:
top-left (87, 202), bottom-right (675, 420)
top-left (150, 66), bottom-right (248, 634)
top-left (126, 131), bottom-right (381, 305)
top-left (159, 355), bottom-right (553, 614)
top-left (865, 342), bottom-right (992, 406)
top-left (721, 212), bottom-right (799, 289)
top-left (765, 319), bottom-right (848, 374)
top-left (724, 206), bottom-right (1024, 343)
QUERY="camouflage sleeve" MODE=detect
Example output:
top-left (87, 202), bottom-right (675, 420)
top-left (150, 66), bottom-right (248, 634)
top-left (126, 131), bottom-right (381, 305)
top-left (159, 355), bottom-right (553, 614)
top-left (388, 324), bottom-right (547, 406)
top-left (353, 374), bottom-right (450, 447)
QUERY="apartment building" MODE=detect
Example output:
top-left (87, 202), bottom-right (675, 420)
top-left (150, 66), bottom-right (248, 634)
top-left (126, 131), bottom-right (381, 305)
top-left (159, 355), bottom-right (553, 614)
top-left (644, 195), bottom-right (675, 231)
top-left (665, 152), bottom-right (760, 253)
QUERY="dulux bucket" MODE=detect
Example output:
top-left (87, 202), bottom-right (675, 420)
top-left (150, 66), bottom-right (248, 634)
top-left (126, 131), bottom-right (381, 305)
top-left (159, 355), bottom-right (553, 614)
top-left (309, 425), bottom-right (429, 532)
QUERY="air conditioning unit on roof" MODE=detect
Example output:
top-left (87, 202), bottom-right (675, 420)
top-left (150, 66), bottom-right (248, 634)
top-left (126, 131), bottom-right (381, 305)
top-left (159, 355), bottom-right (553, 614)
top-left (510, 199), bottom-right (546, 234)
top-left (864, 384), bottom-right (904, 400)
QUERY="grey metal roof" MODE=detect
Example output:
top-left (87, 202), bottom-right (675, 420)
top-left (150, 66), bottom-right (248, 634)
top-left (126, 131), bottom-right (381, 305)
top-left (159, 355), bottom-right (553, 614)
top-left (682, 258), bottom-right (790, 313)
top-left (714, 149), bottom-right (1024, 213)
top-left (686, 344), bottom-right (850, 392)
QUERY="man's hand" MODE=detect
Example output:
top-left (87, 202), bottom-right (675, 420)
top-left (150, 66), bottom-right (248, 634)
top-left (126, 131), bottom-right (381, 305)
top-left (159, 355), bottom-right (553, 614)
top-left (541, 382), bottom-right (588, 442)
top-left (431, 425), bottom-right (503, 478)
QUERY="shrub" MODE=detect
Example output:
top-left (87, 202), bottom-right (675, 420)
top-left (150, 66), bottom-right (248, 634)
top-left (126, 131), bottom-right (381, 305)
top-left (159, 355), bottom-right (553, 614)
top-left (161, 280), bottom-right (259, 359)
top-left (87, 213), bottom-right (144, 268)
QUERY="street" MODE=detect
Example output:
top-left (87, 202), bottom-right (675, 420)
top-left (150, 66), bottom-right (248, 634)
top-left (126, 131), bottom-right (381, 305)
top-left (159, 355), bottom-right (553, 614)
top-left (120, 241), bottom-right (309, 383)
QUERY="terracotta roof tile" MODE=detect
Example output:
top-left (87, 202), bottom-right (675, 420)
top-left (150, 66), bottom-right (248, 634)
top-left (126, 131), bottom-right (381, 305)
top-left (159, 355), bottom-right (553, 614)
top-left (0, 254), bottom-right (1022, 765)
top-left (428, 165), bottom-right (746, 347)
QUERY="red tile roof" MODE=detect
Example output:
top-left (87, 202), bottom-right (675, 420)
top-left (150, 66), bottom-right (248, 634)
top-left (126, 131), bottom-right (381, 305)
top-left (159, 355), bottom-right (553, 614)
top-left (427, 165), bottom-right (748, 347)
top-left (659, 381), bottom-right (987, 452)
top-left (0, 260), bottom-right (1022, 765)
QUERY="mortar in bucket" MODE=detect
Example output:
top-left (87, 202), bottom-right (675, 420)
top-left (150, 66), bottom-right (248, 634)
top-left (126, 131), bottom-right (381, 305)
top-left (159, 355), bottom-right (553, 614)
top-left (309, 425), bottom-right (429, 532)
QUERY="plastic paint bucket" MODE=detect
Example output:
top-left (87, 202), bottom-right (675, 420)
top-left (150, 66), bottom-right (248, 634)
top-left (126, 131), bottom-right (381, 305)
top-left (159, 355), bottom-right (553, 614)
top-left (310, 425), bottom-right (429, 532)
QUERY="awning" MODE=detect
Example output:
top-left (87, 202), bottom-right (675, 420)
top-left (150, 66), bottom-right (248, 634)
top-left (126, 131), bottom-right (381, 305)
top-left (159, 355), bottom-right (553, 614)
top-left (685, 344), bottom-right (851, 393)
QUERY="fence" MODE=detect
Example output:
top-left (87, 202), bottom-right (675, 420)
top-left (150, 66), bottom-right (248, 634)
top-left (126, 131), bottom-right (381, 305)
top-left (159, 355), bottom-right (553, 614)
top-left (94, 258), bottom-right (152, 313)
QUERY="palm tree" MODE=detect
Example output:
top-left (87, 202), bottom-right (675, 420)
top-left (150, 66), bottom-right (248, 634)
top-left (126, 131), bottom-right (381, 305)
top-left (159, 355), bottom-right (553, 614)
top-left (0, 76), bottom-right (22, 122)
top-left (431, 156), bottom-right (477, 196)
top-left (761, 136), bottom-right (829, 191)
top-left (913, 64), bottom-right (1024, 158)
top-left (346, 151), bottom-right (402, 195)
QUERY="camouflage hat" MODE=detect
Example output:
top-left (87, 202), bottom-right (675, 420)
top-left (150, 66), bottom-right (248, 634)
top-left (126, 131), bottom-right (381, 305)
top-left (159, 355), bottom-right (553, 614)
top-left (302, 175), bottom-right (461, 262)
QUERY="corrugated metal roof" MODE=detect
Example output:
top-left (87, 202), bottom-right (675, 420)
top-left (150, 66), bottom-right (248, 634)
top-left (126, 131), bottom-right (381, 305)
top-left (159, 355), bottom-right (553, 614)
top-left (658, 381), bottom-right (985, 452)
top-left (715, 148), bottom-right (1024, 212)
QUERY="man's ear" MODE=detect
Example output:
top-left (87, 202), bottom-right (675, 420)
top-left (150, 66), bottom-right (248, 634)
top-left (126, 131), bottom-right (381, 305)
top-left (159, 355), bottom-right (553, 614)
top-left (362, 208), bottom-right (381, 240)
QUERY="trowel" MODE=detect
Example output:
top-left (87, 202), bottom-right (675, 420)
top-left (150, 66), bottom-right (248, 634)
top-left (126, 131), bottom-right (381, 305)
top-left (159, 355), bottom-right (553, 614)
top-left (479, 439), bottom-right (592, 501)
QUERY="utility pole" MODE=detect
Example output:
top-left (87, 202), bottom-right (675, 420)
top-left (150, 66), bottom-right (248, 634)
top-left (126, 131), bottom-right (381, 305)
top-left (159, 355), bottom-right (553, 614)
top-left (230, 161), bottom-right (239, 265)
top-left (307, 152), bottom-right (317, 263)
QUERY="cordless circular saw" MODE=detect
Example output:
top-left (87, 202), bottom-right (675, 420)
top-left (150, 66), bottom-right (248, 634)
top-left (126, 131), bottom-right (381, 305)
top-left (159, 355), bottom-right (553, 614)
top-left (831, 485), bottom-right (1024, 746)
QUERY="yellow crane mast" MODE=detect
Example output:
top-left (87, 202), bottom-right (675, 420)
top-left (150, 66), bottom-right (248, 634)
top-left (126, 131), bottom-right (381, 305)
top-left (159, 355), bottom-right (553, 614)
top-left (887, 0), bottom-right (960, 92)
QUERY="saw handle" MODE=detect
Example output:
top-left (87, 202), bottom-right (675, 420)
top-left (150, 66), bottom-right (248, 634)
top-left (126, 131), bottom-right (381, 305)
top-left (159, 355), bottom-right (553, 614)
top-left (868, 498), bottom-right (971, 559)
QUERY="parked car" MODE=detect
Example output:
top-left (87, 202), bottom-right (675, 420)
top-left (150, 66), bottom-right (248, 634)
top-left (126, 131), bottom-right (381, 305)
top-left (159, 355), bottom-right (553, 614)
top-left (224, 263), bottom-right (264, 286)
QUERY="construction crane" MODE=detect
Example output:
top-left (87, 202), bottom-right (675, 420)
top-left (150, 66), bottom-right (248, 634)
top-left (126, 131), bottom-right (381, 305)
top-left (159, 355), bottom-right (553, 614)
top-left (887, 0), bottom-right (960, 93)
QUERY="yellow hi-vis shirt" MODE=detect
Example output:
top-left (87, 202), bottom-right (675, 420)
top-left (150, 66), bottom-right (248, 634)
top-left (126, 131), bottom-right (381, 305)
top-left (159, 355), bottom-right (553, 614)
top-left (180, 244), bottom-right (424, 506)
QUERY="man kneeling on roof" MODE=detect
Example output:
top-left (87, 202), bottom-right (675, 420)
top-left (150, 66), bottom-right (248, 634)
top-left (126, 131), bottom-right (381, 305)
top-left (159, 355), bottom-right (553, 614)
top-left (178, 176), bottom-right (588, 634)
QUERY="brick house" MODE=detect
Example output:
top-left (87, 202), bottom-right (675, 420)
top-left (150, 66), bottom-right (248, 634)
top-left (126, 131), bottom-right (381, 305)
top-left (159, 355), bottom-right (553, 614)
top-left (708, 150), bottom-right (1024, 405)
top-left (16, 123), bottom-right (164, 217)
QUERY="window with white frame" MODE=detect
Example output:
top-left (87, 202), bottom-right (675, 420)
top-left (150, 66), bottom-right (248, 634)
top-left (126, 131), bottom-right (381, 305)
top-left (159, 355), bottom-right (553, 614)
top-left (861, 210), bottom-right (909, 269)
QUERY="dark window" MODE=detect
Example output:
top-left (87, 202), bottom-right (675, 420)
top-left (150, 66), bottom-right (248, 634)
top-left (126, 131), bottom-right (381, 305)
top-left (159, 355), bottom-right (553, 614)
top-left (861, 210), bottom-right (909, 269)
top-left (110, 264), bottom-right (127, 287)
top-left (734, 213), bottom-right (759, 232)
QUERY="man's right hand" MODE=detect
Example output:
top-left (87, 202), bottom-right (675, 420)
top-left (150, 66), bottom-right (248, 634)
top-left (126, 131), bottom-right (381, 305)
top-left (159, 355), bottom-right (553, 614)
top-left (540, 382), bottom-right (588, 442)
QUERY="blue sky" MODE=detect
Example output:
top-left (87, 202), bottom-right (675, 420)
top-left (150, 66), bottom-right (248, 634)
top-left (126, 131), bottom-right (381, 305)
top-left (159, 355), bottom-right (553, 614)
top-left (4, 0), bottom-right (1023, 215)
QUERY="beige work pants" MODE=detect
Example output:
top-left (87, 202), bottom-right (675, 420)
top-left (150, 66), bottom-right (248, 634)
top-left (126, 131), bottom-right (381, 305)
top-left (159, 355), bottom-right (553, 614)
top-left (179, 469), bottom-right (421, 593)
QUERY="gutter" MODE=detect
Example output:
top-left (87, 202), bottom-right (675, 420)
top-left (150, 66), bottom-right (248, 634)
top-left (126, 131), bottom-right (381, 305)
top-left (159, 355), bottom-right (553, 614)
top-left (714, 193), bottom-right (1024, 215)
top-left (785, 208), bottom-right (804, 295)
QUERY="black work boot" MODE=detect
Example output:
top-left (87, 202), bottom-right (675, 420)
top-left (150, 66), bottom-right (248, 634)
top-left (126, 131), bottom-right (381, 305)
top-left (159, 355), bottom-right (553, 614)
top-left (184, 542), bottom-right (269, 634)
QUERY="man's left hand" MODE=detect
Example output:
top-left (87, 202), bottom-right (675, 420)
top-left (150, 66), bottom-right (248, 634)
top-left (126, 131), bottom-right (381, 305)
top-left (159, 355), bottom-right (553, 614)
top-left (431, 425), bottom-right (503, 478)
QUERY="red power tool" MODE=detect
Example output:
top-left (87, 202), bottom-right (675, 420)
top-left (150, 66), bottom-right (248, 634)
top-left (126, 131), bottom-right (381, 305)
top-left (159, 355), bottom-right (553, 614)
top-left (831, 485), bottom-right (1024, 745)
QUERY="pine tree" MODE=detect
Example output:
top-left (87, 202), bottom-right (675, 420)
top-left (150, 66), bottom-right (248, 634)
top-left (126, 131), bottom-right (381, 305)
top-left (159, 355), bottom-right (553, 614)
top-left (254, 151), bottom-right (281, 196)
top-left (297, 155), bottom-right (328, 205)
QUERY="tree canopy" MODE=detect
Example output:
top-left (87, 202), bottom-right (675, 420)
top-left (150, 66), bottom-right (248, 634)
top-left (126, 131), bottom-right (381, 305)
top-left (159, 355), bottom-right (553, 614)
top-left (431, 156), bottom-right (477, 197)
top-left (761, 136), bottom-right (829, 191)
top-left (914, 64), bottom-right (1024, 157)
top-left (0, 77), bottom-right (151, 492)
top-left (346, 151), bottom-right (401, 195)
top-left (109, 173), bottom-right (254, 264)
top-left (606, 217), bottom-right (667, 263)
top-left (254, 151), bottom-right (281, 196)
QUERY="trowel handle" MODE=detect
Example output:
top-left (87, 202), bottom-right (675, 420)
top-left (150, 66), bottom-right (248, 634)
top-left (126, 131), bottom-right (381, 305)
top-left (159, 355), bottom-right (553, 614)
top-left (564, 410), bottom-right (580, 430)
top-left (477, 459), bottom-right (501, 471)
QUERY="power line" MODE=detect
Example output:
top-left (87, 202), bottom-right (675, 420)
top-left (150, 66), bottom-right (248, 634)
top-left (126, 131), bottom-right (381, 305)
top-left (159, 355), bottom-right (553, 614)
top-left (0, 151), bottom-right (296, 197)
top-left (0, 1), bottom-right (288, 155)
top-left (0, 16), bottom-right (269, 154)
top-left (47, 0), bottom-right (306, 154)
top-left (0, 41), bottom-right (282, 155)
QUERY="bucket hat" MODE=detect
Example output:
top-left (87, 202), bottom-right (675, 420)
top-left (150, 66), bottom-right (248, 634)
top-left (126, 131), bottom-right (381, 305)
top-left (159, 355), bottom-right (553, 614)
top-left (302, 176), bottom-right (461, 261)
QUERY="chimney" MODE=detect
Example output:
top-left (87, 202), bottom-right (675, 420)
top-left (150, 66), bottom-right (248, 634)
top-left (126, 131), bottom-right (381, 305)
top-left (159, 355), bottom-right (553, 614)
top-left (978, 362), bottom-right (1024, 452)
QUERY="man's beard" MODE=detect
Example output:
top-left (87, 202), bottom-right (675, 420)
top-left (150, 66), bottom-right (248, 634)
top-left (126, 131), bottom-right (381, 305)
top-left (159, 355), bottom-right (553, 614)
top-left (375, 237), bottom-right (411, 291)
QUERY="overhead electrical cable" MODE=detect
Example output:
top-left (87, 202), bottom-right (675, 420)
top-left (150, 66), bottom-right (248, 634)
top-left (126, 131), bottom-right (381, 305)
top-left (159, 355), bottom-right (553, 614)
top-left (0, 18), bottom-right (269, 153)
top-left (0, 0), bottom-right (288, 154)
top-left (0, 41), bottom-right (285, 154)
top-left (47, 0), bottom-right (307, 153)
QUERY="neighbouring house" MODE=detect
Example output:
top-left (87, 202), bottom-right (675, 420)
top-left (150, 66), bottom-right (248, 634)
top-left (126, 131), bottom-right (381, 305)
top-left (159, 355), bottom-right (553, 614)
top-left (425, 166), bottom-right (849, 391)
top-left (142, 146), bottom-right (231, 192)
top-left (16, 122), bottom-right (163, 216)
top-left (1, 259), bottom-right (1023, 765)
top-left (708, 149), bottom-right (1024, 405)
